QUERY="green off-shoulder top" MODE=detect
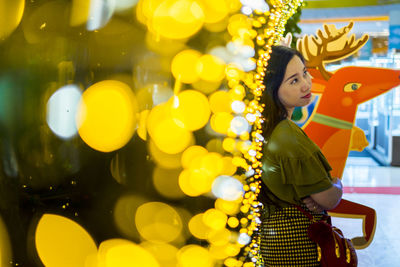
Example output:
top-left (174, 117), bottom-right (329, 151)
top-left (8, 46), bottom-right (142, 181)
top-left (261, 119), bottom-right (333, 212)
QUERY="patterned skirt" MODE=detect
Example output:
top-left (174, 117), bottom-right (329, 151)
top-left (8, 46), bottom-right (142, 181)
top-left (260, 205), bottom-right (324, 267)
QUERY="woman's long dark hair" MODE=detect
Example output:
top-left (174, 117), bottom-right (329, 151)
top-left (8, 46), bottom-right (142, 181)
top-left (261, 45), bottom-right (305, 140)
top-left (258, 46), bottom-right (306, 207)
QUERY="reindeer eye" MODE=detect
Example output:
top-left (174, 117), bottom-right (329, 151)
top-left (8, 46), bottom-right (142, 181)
top-left (344, 83), bottom-right (362, 92)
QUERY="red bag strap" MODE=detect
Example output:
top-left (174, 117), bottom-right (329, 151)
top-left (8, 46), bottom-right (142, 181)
top-left (294, 205), bottom-right (316, 222)
top-left (294, 205), bottom-right (331, 224)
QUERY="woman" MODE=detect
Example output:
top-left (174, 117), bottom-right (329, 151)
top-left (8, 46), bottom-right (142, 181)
top-left (259, 45), bottom-right (343, 266)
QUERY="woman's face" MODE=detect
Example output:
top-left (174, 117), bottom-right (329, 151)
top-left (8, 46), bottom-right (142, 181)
top-left (277, 55), bottom-right (312, 112)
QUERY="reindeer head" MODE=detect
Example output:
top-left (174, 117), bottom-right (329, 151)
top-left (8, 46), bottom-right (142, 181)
top-left (297, 22), bottom-right (400, 121)
top-left (320, 66), bottom-right (400, 120)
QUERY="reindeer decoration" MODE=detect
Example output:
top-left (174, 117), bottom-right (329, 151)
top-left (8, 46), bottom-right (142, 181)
top-left (297, 21), bottom-right (400, 249)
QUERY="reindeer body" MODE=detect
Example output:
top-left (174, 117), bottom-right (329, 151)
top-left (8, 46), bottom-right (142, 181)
top-left (305, 121), bottom-right (351, 178)
top-left (296, 23), bottom-right (400, 249)
top-left (304, 67), bottom-right (400, 178)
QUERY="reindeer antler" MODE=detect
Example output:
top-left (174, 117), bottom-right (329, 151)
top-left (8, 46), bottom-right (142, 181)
top-left (297, 21), bottom-right (369, 80)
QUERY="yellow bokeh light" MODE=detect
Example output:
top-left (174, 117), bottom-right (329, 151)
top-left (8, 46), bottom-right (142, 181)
top-left (203, 208), bottom-right (227, 231)
top-left (227, 217), bottom-right (239, 228)
top-left (222, 137), bottom-right (236, 152)
top-left (135, 87), bottom-right (154, 112)
top-left (177, 245), bottom-right (214, 267)
top-left (192, 79), bottom-right (221, 94)
top-left (22, 0), bottom-right (69, 44)
top-left (138, 0), bottom-right (164, 23)
top-left (113, 194), bottom-right (147, 240)
top-left (149, 140), bottom-right (183, 169)
top-left (226, 0), bottom-right (241, 13)
top-left (70, 0), bottom-right (90, 26)
top-left (215, 198), bottom-right (240, 216)
top-left (205, 138), bottom-right (225, 154)
top-left (229, 85), bottom-right (246, 100)
top-left (181, 145), bottom-right (208, 169)
top-left (98, 239), bottom-right (160, 267)
top-left (171, 90), bottom-right (211, 131)
top-left (147, 103), bottom-right (193, 154)
top-left (190, 168), bottom-right (215, 194)
top-left (237, 140), bottom-right (251, 154)
top-left (178, 169), bottom-right (212, 196)
top-left (225, 257), bottom-right (240, 267)
top-left (210, 112), bottom-right (234, 135)
top-left (207, 228), bottom-right (231, 246)
top-left (0, 215), bottom-right (11, 267)
top-left (151, 0), bottom-right (205, 40)
top-left (196, 55), bottom-right (226, 82)
top-left (35, 214), bottom-right (97, 267)
top-left (145, 32), bottom-right (186, 56)
top-left (209, 244), bottom-right (230, 260)
top-left (199, 0), bottom-right (229, 24)
top-left (171, 49), bottom-right (202, 84)
top-left (188, 213), bottom-right (211, 239)
top-left (174, 207), bottom-right (193, 242)
top-left (152, 166), bottom-right (185, 199)
top-left (137, 110), bottom-right (149, 141)
top-left (151, 118), bottom-right (193, 154)
top-left (221, 156), bottom-right (237, 176)
top-left (178, 169), bottom-right (201, 196)
top-left (199, 152), bottom-right (224, 178)
top-left (227, 14), bottom-right (252, 37)
top-left (76, 80), bottom-right (138, 152)
top-left (140, 241), bottom-right (178, 267)
top-left (209, 91), bottom-right (232, 113)
top-left (225, 242), bottom-right (241, 257)
top-left (135, 202), bottom-right (182, 243)
top-left (225, 63), bottom-right (245, 80)
top-left (232, 156), bottom-right (248, 169)
top-left (0, 0), bottom-right (24, 40)
top-left (204, 16), bottom-right (229, 33)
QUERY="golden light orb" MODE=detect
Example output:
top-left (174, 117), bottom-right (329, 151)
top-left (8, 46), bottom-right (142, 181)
top-left (171, 49), bottom-right (202, 84)
top-left (171, 90), bottom-right (211, 131)
top-left (76, 80), bottom-right (138, 152)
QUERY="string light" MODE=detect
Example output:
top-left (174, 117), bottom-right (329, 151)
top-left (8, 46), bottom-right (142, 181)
top-left (227, 0), bottom-right (304, 265)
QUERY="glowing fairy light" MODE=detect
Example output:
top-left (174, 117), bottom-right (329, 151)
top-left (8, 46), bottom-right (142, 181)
top-left (238, 233), bottom-right (251, 245)
top-left (226, 0), bottom-right (304, 265)
top-left (46, 84), bottom-right (82, 139)
top-left (230, 116), bottom-right (249, 135)
top-left (211, 175), bottom-right (244, 201)
top-left (231, 100), bottom-right (246, 114)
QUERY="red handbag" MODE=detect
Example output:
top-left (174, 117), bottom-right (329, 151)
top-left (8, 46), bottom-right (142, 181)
top-left (295, 205), bottom-right (358, 267)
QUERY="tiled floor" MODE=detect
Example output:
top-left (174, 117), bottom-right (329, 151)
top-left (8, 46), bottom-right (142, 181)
top-left (333, 157), bottom-right (400, 267)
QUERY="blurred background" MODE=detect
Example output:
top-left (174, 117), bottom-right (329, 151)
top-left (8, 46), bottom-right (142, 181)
top-left (0, 0), bottom-right (399, 267)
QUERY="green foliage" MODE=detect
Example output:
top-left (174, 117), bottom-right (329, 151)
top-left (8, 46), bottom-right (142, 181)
top-left (284, 5), bottom-right (303, 48)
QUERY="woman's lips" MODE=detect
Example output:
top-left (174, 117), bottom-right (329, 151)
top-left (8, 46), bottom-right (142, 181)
top-left (302, 93), bottom-right (312, 99)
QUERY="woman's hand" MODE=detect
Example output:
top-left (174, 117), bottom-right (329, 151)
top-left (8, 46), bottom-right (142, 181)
top-left (302, 197), bottom-right (325, 213)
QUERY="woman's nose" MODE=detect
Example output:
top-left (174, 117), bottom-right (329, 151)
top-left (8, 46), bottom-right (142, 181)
top-left (301, 77), bottom-right (311, 91)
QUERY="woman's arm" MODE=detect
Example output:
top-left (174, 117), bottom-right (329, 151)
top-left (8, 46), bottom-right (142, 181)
top-left (309, 177), bottom-right (343, 210)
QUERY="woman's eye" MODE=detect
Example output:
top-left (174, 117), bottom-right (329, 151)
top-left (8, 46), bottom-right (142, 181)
top-left (303, 70), bottom-right (308, 76)
top-left (290, 78), bottom-right (298, 84)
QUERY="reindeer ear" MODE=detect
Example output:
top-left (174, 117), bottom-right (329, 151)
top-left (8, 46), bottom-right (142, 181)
top-left (279, 33), bottom-right (292, 47)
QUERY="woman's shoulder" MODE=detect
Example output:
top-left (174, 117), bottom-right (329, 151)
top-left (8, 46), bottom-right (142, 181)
top-left (272, 119), bottom-right (301, 134)
top-left (269, 119), bottom-right (305, 144)
top-left (266, 120), bottom-right (318, 158)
